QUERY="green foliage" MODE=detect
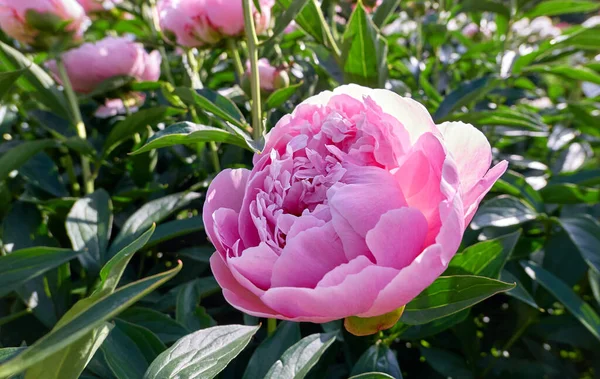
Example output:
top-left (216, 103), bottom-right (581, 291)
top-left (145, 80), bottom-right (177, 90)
top-left (1, 1), bottom-right (600, 378)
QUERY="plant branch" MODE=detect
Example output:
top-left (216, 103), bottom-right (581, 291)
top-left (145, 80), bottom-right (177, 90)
top-left (242, 0), bottom-right (263, 141)
top-left (227, 39), bottom-right (246, 83)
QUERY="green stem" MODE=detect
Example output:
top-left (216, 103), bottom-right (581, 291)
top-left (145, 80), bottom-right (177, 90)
top-left (316, 0), bottom-right (341, 61)
top-left (148, 0), bottom-right (175, 85)
top-left (0, 308), bottom-right (32, 327)
top-left (56, 58), bottom-right (94, 195)
top-left (267, 318), bottom-right (277, 336)
top-left (242, 0), bottom-right (263, 141)
top-left (227, 39), bottom-right (246, 83)
top-left (61, 151), bottom-right (81, 196)
top-left (185, 49), bottom-right (203, 89)
top-left (190, 106), bottom-right (220, 173)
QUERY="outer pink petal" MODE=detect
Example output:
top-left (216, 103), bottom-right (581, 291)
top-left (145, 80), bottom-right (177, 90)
top-left (270, 223), bottom-right (347, 288)
top-left (437, 121), bottom-right (493, 195)
top-left (463, 161), bottom-right (509, 225)
top-left (262, 264), bottom-right (399, 322)
top-left (210, 253), bottom-right (278, 318)
top-left (202, 168), bottom-right (251, 251)
top-left (228, 242), bottom-right (278, 290)
top-left (366, 207), bottom-right (429, 270)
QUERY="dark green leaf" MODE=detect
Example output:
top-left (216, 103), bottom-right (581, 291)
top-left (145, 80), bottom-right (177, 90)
top-left (0, 247), bottom-right (79, 298)
top-left (265, 82), bottom-right (303, 109)
top-left (500, 269), bottom-right (538, 309)
top-left (373, 0), bottom-right (401, 28)
top-left (0, 263), bottom-right (182, 378)
top-left (402, 276), bottom-right (515, 325)
top-left (143, 325), bottom-right (260, 379)
top-left (270, 0), bottom-right (311, 40)
top-left (176, 277), bottom-right (219, 331)
top-left (556, 216), bottom-right (600, 274)
top-left (459, 0), bottom-right (510, 18)
top-left (526, 0), bottom-right (600, 17)
top-left (243, 322), bottom-right (301, 379)
top-left (19, 152), bottom-right (68, 197)
top-left (401, 310), bottom-right (470, 340)
top-left (492, 170), bottom-right (544, 211)
top-left (275, 0), bottom-right (325, 44)
top-left (119, 307), bottom-right (189, 344)
top-left (131, 122), bottom-right (256, 155)
top-left (0, 140), bottom-right (56, 183)
top-left (540, 184), bottom-right (600, 204)
top-left (446, 230), bottom-right (521, 278)
top-left (348, 372), bottom-right (395, 379)
top-left (434, 75), bottom-right (499, 121)
top-left (351, 344), bottom-right (402, 379)
top-left (341, 3), bottom-right (387, 87)
top-left (103, 107), bottom-right (185, 156)
top-left (471, 195), bottom-right (538, 229)
top-left (101, 321), bottom-right (158, 379)
top-left (174, 87), bottom-right (247, 128)
top-left (0, 68), bottom-right (24, 100)
top-left (521, 261), bottom-right (600, 341)
top-left (66, 189), bottom-right (113, 273)
top-left (145, 216), bottom-right (204, 248)
top-left (525, 65), bottom-right (600, 85)
top-left (264, 332), bottom-right (337, 379)
top-left (421, 348), bottom-right (473, 379)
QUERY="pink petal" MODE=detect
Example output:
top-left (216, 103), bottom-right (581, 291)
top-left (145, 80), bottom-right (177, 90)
top-left (317, 255), bottom-right (373, 288)
top-left (210, 253), bottom-right (278, 318)
top-left (366, 207), bottom-right (429, 270)
top-left (463, 161), bottom-right (509, 225)
top-left (263, 265), bottom-right (399, 322)
top-left (228, 242), bottom-right (279, 290)
top-left (270, 223), bottom-right (348, 288)
top-left (202, 169), bottom-right (250, 252)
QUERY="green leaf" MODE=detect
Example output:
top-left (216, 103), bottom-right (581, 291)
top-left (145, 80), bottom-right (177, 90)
top-left (100, 225), bottom-right (156, 293)
top-left (0, 247), bottom-right (79, 298)
top-left (264, 332), bottom-right (337, 379)
top-left (24, 323), bottom-right (113, 379)
top-left (459, 0), bottom-right (510, 18)
top-left (66, 189), bottom-right (113, 273)
top-left (143, 324), bottom-right (260, 379)
top-left (589, 269), bottom-right (600, 307)
top-left (493, 170), bottom-right (545, 211)
top-left (521, 261), bottom-right (600, 341)
top-left (243, 322), bottom-right (301, 379)
top-left (525, 65), bottom-right (600, 85)
top-left (265, 82), bottom-right (303, 109)
top-left (119, 307), bottom-right (189, 344)
top-left (446, 230), bottom-right (521, 278)
top-left (500, 269), bottom-right (538, 309)
top-left (145, 216), bottom-right (204, 248)
top-left (556, 216), bottom-right (600, 274)
top-left (433, 75), bottom-right (499, 121)
top-left (0, 41), bottom-right (69, 119)
top-left (103, 107), bottom-right (186, 156)
top-left (101, 321), bottom-right (161, 379)
top-left (0, 139), bottom-right (56, 183)
top-left (0, 263), bottom-right (182, 378)
top-left (174, 87), bottom-right (247, 128)
top-left (109, 191), bottom-right (201, 256)
top-left (114, 320), bottom-right (166, 364)
top-left (540, 184), bottom-right (600, 204)
top-left (341, 2), bottom-right (387, 87)
top-left (176, 277), bottom-right (219, 331)
top-left (85, 75), bottom-right (134, 99)
top-left (526, 0), bottom-right (600, 17)
top-left (373, 0), bottom-right (401, 28)
top-left (349, 373), bottom-right (395, 379)
top-left (19, 152), bottom-right (68, 197)
top-left (275, 0), bottom-right (325, 44)
top-left (401, 310), bottom-right (469, 340)
top-left (270, 0), bottom-right (311, 40)
top-left (351, 344), bottom-right (402, 379)
top-left (421, 348), bottom-right (473, 379)
top-left (402, 276), bottom-right (515, 325)
top-left (0, 68), bottom-right (24, 100)
top-left (131, 122), bottom-right (256, 155)
top-left (471, 195), bottom-right (538, 229)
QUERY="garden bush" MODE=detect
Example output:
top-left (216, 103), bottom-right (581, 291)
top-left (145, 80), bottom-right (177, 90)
top-left (0, 0), bottom-right (600, 378)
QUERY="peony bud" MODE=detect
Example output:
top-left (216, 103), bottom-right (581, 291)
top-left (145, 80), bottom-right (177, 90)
top-left (0, 0), bottom-right (89, 47)
top-left (157, 0), bottom-right (275, 48)
top-left (244, 58), bottom-right (289, 93)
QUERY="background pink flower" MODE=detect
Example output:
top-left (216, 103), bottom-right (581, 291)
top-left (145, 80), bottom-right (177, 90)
top-left (157, 0), bottom-right (275, 48)
top-left (204, 85), bottom-right (507, 324)
top-left (244, 58), bottom-right (289, 92)
top-left (0, 0), bottom-right (89, 45)
top-left (46, 36), bottom-right (161, 94)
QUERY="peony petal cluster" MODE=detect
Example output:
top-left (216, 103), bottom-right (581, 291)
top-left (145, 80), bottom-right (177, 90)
top-left (0, 0), bottom-right (89, 45)
top-left (157, 0), bottom-right (274, 48)
top-left (47, 36), bottom-right (161, 94)
top-left (204, 85), bottom-right (508, 324)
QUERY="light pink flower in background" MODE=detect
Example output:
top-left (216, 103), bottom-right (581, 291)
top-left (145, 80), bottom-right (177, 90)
top-left (244, 58), bottom-right (289, 92)
top-left (94, 93), bottom-right (146, 118)
top-left (0, 0), bottom-right (89, 45)
top-left (157, 0), bottom-right (274, 48)
top-left (462, 23), bottom-right (479, 38)
top-left (76, 0), bottom-right (122, 13)
top-left (204, 84), bottom-right (507, 328)
top-left (47, 36), bottom-right (161, 94)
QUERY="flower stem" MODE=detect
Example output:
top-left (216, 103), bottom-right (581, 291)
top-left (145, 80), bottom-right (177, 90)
top-left (315, 0), bottom-right (341, 61)
top-left (267, 318), bottom-right (277, 336)
top-left (242, 0), bottom-right (263, 141)
top-left (227, 39), bottom-right (245, 83)
top-left (56, 58), bottom-right (94, 195)
top-left (185, 49), bottom-right (203, 89)
top-left (148, 0), bottom-right (175, 85)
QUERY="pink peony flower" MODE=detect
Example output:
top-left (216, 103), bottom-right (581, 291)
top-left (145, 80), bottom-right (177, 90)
top-left (76, 0), bottom-right (122, 13)
top-left (157, 0), bottom-right (274, 48)
top-left (204, 85), bottom-right (507, 327)
top-left (244, 58), bottom-right (289, 92)
top-left (47, 36), bottom-right (161, 94)
top-left (0, 0), bottom-right (89, 45)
